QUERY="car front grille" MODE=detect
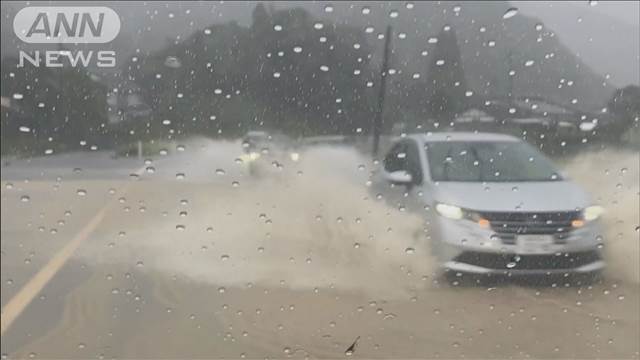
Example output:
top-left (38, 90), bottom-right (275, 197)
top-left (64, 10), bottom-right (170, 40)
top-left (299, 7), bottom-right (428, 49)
top-left (478, 210), bottom-right (581, 244)
top-left (453, 250), bottom-right (601, 270)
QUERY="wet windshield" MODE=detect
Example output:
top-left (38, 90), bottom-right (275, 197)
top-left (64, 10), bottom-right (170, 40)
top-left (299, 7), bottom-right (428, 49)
top-left (426, 141), bottom-right (561, 182)
top-left (1, 1), bottom-right (638, 359)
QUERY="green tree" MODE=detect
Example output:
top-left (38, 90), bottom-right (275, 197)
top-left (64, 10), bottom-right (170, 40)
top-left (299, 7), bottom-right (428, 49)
top-left (1, 56), bottom-right (107, 155)
top-left (129, 5), bottom-right (376, 139)
top-left (605, 85), bottom-right (640, 142)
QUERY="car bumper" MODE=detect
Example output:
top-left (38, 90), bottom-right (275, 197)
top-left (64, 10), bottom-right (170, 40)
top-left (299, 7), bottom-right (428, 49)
top-left (432, 216), bottom-right (605, 275)
top-left (443, 251), bottom-right (605, 275)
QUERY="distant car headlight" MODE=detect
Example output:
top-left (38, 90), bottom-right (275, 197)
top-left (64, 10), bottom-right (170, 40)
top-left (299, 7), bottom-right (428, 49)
top-left (435, 203), bottom-right (464, 220)
top-left (290, 152), bottom-right (300, 162)
top-left (583, 205), bottom-right (604, 221)
top-left (249, 152), bottom-right (261, 161)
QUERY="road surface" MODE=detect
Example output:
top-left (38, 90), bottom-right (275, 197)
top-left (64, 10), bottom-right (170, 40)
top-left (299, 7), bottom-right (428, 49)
top-left (1, 138), bottom-right (638, 359)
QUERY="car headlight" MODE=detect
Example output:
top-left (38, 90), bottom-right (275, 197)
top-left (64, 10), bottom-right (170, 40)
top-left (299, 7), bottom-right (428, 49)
top-left (583, 205), bottom-right (604, 221)
top-left (249, 152), bottom-right (260, 161)
top-left (290, 152), bottom-right (300, 162)
top-left (435, 203), bottom-right (464, 220)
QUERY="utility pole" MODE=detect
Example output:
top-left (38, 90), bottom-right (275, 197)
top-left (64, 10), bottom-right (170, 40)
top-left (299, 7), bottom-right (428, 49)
top-left (507, 49), bottom-right (514, 101)
top-left (372, 25), bottom-right (392, 157)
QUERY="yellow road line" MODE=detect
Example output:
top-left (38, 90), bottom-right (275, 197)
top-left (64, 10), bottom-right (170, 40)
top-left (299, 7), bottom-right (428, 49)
top-left (0, 166), bottom-right (146, 335)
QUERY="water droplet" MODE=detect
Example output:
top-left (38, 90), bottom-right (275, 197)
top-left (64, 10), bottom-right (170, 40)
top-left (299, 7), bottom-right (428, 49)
top-left (76, 189), bottom-right (87, 196)
top-left (383, 313), bottom-right (396, 320)
top-left (503, 7), bottom-right (518, 19)
top-left (164, 56), bottom-right (181, 68)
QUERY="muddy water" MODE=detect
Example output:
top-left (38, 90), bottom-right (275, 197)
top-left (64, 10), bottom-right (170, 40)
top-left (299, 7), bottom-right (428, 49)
top-left (7, 139), bottom-right (637, 359)
top-left (78, 141), bottom-right (638, 292)
top-left (77, 142), bottom-right (432, 299)
top-left (562, 149), bottom-right (639, 284)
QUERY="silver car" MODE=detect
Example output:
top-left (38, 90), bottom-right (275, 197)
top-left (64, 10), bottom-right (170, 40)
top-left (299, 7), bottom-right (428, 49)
top-left (374, 132), bottom-right (605, 277)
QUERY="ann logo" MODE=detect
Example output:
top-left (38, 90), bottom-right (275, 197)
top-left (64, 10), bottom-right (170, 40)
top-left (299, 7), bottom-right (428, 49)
top-left (14, 7), bottom-right (120, 43)
top-left (26, 12), bottom-right (105, 39)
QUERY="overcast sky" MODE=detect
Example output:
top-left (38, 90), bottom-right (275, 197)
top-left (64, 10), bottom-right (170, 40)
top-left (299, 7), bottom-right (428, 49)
top-left (512, 0), bottom-right (639, 86)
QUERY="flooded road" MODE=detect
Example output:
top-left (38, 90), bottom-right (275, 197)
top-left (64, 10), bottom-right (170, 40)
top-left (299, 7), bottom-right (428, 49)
top-left (1, 138), bottom-right (638, 359)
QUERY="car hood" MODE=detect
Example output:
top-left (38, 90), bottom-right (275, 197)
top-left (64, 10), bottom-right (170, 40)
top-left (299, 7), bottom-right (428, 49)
top-left (431, 181), bottom-right (591, 212)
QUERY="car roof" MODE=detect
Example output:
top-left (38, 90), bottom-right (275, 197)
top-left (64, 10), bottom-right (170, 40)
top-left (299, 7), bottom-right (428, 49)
top-left (405, 132), bottom-right (521, 143)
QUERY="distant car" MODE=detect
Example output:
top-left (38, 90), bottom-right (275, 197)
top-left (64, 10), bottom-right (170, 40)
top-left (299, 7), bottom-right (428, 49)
top-left (373, 132), bottom-right (605, 277)
top-left (240, 131), bottom-right (299, 177)
top-left (242, 131), bottom-right (270, 154)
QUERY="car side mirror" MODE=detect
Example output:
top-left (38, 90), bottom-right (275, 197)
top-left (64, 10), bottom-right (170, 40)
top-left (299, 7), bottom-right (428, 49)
top-left (386, 171), bottom-right (413, 185)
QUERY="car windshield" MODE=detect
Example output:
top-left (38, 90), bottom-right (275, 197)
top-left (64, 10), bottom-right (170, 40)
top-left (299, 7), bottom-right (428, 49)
top-left (1, 1), bottom-right (638, 359)
top-left (426, 141), bottom-right (561, 182)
